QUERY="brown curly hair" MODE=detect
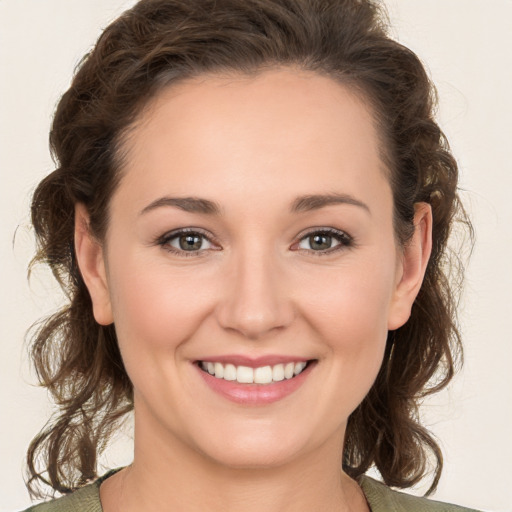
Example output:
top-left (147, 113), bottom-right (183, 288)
top-left (27, 0), bottom-right (472, 498)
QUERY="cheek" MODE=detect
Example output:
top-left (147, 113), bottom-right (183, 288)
top-left (295, 252), bottom-right (396, 397)
top-left (107, 254), bottom-right (214, 357)
top-left (300, 255), bottom-right (396, 341)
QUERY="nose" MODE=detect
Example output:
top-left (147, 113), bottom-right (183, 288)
top-left (215, 249), bottom-right (295, 340)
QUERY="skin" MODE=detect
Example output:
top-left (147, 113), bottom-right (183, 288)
top-left (75, 68), bottom-right (432, 512)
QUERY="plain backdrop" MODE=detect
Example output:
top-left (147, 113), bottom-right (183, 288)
top-left (1, 1), bottom-right (511, 511)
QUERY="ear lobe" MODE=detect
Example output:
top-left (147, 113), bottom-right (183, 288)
top-left (74, 203), bottom-right (113, 325)
top-left (387, 202), bottom-right (433, 331)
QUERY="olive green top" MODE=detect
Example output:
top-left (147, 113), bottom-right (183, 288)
top-left (21, 472), bottom-right (481, 512)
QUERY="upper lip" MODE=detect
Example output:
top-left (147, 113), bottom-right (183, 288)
top-left (195, 354), bottom-right (313, 368)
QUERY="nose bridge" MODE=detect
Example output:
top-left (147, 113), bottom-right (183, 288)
top-left (216, 241), bottom-right (294, 339)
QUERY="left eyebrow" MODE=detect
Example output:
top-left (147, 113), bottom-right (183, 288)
top-left (139, 196), bottom-right (223, 216)
top-left (290, 193), bottom-right (371, 215)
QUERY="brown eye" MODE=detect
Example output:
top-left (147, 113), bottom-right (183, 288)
top-left (159, 230), bottom-right (214, 254)
top-left (178, 234), bottom-right (204, 251)
top-left (308, 234), bottom-right (333, 251)
top-left (296, 229), bottom-right (352, 253)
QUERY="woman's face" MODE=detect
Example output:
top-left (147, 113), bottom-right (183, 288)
top-left (79, 68), bottom-right (427, 469)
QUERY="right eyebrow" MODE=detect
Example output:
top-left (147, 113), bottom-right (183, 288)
top-left (139, 196), bottom-right (223, 216)
top-left (290, 192), bottom-right (371, 215)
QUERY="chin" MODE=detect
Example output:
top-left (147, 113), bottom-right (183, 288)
top-left (191, 424), bottom-right (310, 470)
top-left (203, 443), bottom-right (302, 470)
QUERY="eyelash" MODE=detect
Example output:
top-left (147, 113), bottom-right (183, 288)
top-left (294, 227), bottom-right (354, 256)
top-left (156, 228), bottom-right (216, 258)
top-left (155, 227), bottom-right (354, 258)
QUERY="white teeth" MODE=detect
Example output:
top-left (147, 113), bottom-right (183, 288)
top-left (284, 362), bottom-right (295, 379)
top-left (237, 365), bottom-right (254, 383)
top-left (294, 362), bottom-right (307, 376)
top-left (214, 362), bottom-right (224, 379)
top-left (200, 360), bottom-right (309, 384)
top-left (254, 365), bottom-right (273, 384)
top-left (272, 364), bottom-right (285, 382)
top-left (223, 363), bottom-right (237, 381)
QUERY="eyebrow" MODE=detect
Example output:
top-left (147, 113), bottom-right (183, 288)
top-left (140, 192), bottom-right (370, 217)
top-left (291, 193), bottom-right (371, 215)
top-left (140, 196), bottom-right (222, 216)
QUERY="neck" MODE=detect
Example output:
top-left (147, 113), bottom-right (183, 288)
top-left (101, 410), bottom-right (368, 512)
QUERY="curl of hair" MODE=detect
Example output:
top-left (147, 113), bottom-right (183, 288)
top-left (27, 0), bottom-right (472, 498)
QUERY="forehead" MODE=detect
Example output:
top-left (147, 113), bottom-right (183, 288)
top-left (115, 68), bottom-right (389, 213)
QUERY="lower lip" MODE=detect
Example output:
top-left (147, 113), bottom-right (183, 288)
top-left (196, 362), bottom-right (315, 405)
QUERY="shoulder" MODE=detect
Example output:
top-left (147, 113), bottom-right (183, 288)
top-left (359, 475), bottom-right (482, 512)
top-left (19, 480), bottom-right (102, 512)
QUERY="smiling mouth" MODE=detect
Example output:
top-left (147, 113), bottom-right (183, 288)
top-left (197, 360), bottom-right (314, 385)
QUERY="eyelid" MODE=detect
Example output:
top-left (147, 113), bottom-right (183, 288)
top-left (155, 226), bottom-right (354, 257)
top-left (156, 227), bottom-right (220, 257)
top-left (291, 227), bottom-right (354, 254)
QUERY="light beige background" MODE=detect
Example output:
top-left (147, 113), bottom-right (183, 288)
top-left (1, 1), bottom-right (511, 511)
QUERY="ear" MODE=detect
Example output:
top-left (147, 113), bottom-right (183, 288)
top-left (74, 203), bottom-right (113, 325)
top-left (387, 202), bottom-right (433, 330)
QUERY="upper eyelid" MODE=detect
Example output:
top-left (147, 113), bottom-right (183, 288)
top-left (294, 228), bottom-right (353, 251)
top-left (294, 227), bottom-right (353, 247)
top-left (157, 226), bottom-right (352, 251)
top-left (295, 226), bottom-right (351, 239)
top-left (158, 227), bottom-right (217, 243)
top-left (157, 229), bottom-right (217, 257)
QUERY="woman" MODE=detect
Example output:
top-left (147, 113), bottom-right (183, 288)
top-left (22, 0), bottom-right (478, 511)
